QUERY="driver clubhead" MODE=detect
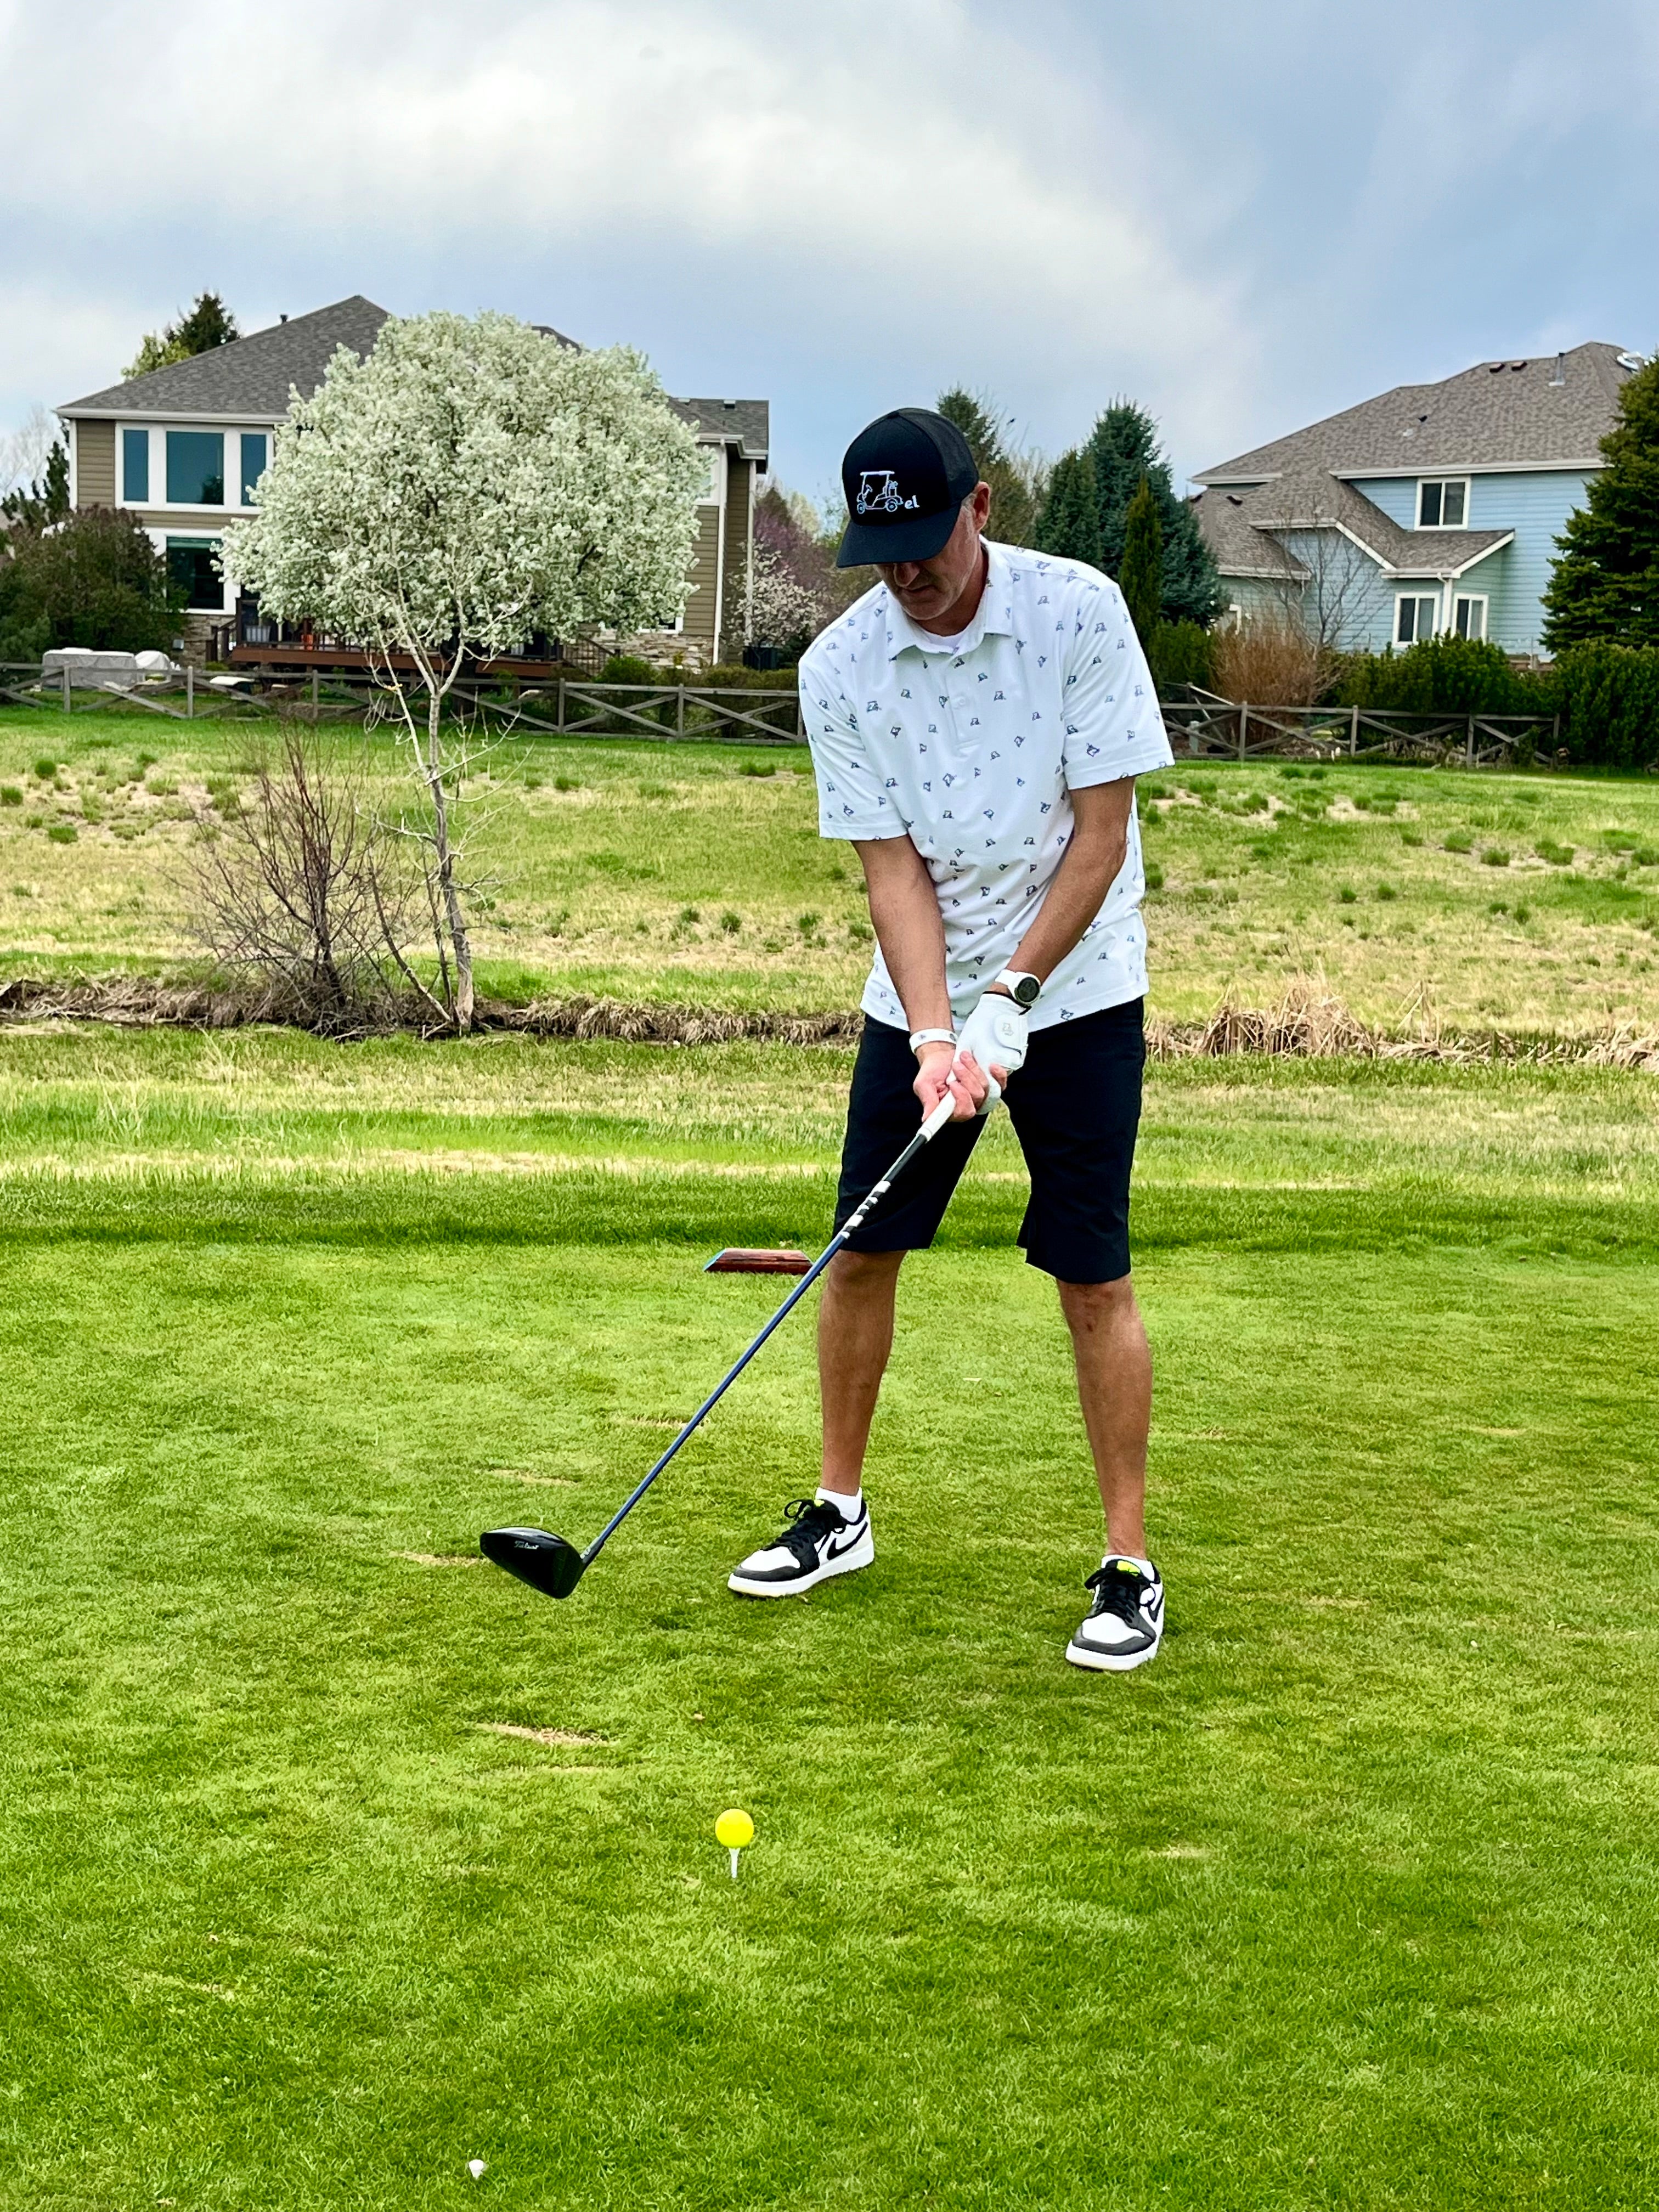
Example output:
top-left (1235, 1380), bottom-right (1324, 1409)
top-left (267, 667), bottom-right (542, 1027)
top-left (481, 1526), bottom-right (587, 1600)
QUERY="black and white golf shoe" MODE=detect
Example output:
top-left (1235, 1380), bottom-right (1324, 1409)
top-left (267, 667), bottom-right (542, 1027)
top-left (1066, 1556), bottom-right (1165, 1672)
top-left (727, 1493), bottom-right (874, 1598)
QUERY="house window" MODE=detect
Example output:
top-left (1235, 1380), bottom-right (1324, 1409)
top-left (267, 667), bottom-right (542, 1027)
top-left (1417, 478), bottom-right (1468, 528)
top-left (700, 448), bottom-right (723, 504)
top-left (1395, 594), bottom-right (1438, 645)
top-left (166, 430), bottom-right (224, 506)
top-left (239, 432), bottom-right (268, 506)
top-left (122, 428), bottom-right (149, 504)
top-left (1453, 595), bottom-right (1487, 641)
top-left (166, 536), bottom-right (223, 610)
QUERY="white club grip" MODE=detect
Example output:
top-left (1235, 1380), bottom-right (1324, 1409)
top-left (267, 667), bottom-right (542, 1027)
top-left (921, 1093), bottom-right (957, 1139)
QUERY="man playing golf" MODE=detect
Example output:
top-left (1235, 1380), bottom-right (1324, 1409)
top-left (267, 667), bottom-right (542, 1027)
top-left (727, 408), bottom-right (1176, 1671)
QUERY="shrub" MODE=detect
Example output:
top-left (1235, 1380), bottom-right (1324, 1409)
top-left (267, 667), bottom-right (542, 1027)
top-left (31, 758), bottom-right (55, 778)
top-left (1551, 642), bottom-right (1659, 769)
top-left (1213, 617), bottom-right (1324, 707)
top-left (0, 506), bottom-right (184, 658)
top-left (1147, 619), bottom-right (1214, 696)
top-left (1335, 633), bottom-right (1545, 714)
top-left (0, 786), bottom-right (20, 806)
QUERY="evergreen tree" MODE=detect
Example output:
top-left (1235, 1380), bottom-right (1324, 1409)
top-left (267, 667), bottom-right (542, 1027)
top-left (1542, 355), bottom-right (1659, 650)
top-left (0, 438), bottom-right (71, 530)
top-left (0, 506), bottom-right (183, 659)
top-left (935, 387), bottom-right (1040, 546)
top-left (1033, 449), bottom-right (1102, 567)
top-left (1119, 476), bottom-right (1163, 643)
top-left (1085, 399), bottom-right (1223, 627)
top-left (125, 291), bottom-right (240, 379)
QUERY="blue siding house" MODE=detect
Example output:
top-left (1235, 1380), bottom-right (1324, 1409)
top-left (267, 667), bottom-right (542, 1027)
top-left (1191, 345), bottom-right (1646, 656)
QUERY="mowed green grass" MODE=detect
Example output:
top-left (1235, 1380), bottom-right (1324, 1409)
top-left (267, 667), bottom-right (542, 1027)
top-left (4, 1029), bottom-right (1659, 2208)
top-left (5, 704), bottom-right (1659, 1032)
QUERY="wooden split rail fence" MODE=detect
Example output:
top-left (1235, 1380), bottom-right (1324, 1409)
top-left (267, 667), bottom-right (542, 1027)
top-left (0, 665), bottom-right (804, 746)
top-left (1161, 693), bottom-right (1561, 768)
top-left (4, 663), bottom-right (1565, 768)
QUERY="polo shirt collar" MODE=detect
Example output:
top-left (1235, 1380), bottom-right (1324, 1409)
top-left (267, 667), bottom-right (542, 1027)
top-left (882, 539), bottom-right (1017, 661)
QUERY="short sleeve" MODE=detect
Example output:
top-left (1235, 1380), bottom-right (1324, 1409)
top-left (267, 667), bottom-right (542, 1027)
top-left (799, 639), bottom-right (908, 841)
top-left (1059, 577), bottom-right (1176, 788)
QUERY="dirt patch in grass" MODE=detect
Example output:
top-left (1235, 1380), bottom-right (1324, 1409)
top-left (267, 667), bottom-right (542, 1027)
top-left (475, 1722), bottom-right (611, 1748)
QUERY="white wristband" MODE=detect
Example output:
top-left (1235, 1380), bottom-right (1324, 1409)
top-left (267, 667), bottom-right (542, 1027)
top-left (909, 1028), bottom-right (957, 1054)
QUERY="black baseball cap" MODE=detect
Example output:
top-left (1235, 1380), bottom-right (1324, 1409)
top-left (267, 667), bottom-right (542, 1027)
top-left (836, 408), bottom-right (980, 569)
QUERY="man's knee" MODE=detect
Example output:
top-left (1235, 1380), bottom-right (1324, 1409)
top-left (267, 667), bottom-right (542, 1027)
top-left (1056, 1273), bottom-right (1137, 1334)
top-left (827, 1246), bottom-right (906, 1296)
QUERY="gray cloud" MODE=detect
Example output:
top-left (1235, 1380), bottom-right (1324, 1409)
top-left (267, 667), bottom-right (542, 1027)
top-left (2, 0), bottom-right (1653, 501)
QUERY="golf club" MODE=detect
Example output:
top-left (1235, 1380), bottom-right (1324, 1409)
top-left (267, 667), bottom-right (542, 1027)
top-left (481, 1088), bottom-right (960, 1600)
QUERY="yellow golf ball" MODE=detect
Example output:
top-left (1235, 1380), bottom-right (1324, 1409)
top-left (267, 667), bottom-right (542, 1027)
top-left (715, 1808), bottom-right (754, 1851)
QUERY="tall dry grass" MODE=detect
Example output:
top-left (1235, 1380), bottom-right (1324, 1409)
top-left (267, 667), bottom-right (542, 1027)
top-left (1211, 618), bottom-right (1327, 707)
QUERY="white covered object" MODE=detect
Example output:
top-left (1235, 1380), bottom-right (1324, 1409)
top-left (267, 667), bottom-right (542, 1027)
top-left (42, 648), bottom-right (143, 689)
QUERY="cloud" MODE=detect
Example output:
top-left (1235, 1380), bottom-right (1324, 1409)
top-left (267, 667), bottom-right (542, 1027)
top-left (1, 0), bottom-right (1655, 492)
top-left (0, 0), bottom-right (1252, 479)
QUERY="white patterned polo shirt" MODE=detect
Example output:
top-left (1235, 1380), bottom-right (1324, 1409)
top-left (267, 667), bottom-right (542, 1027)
top-left (799, 539), bottom-right (1175, 1032)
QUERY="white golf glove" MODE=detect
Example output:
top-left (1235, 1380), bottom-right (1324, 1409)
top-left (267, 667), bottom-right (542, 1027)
top-left (954, 991), bottom-right (1030, 1114)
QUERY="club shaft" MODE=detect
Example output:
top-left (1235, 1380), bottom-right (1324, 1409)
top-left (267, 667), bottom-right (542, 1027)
top-left (581, 1099), bottom-right (954, 1565)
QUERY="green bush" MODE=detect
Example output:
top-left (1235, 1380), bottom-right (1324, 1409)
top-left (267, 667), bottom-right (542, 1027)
top-left (1148, 619), bottom-right (1214, 696)
top-left (698, 663), bottom-right (801, 691)
top-left (0, 507), bottom-right (184, 659)
top-left (1551, 642), bottom-right (1659, 769)
top-left (1335, 634), bottom-right (1547, 715)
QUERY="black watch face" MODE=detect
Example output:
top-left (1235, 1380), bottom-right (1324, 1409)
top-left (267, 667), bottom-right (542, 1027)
top-left (1011, 975), bottom-right (1040, 1008)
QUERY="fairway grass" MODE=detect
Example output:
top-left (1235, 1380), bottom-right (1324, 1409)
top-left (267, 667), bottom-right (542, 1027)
top-left (3, 1030), bottom-right (1659, 2207)
top-left (4, 705), bottom-right (1659, 1034)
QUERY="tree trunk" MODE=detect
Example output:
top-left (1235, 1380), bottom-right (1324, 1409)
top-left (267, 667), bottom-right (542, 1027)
top-left (425, 695), bottom-right (473, 1032)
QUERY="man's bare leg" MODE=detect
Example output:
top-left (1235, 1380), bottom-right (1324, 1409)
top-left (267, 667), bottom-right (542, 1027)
top-left (1057, 1276), bottom-right (1151, 1557)
top-left (817, 1248), bottom-right (906, 1496)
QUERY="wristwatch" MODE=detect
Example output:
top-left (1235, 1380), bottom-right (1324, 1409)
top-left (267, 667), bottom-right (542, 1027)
top-left (989, 969), bottom-right (1041, 1009)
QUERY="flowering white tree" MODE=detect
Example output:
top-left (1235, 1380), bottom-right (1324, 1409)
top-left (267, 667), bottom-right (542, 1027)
top-left (225, 311), bottom-right (705, 1029)
top-left (748, 542), bottom-right (828, 651)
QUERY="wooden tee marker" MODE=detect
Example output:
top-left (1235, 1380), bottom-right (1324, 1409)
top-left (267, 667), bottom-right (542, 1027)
top-left (704, 1249), bottom-right (812, 1276)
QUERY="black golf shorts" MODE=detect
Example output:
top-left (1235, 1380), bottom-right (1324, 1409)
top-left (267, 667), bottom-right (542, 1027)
top-left (833, 998), bottom-right (1146, 1284)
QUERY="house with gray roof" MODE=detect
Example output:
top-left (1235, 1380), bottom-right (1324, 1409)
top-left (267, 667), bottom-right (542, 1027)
top-left (1191, 344), bottom-right (1646, 656)
top-left (57, 295), bottom-right (770, 668)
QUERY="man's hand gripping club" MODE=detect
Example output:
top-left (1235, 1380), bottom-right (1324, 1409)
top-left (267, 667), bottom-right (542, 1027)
top-left (912, 992), bottom-right (1030, 1124)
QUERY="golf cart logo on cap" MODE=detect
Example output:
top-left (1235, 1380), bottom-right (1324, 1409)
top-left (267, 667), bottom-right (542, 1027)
top-left (856, 469), bottom-right (919, 516)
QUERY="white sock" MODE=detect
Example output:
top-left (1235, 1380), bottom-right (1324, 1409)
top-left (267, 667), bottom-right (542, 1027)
top-left (1104, 1551), bottom-right (1155, 1579)
top-left (818, 1486), bottom-right (863, 1522)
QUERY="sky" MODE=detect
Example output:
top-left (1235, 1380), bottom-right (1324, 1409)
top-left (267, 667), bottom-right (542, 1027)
top-left (2, 0), bottom-right (1655, 507)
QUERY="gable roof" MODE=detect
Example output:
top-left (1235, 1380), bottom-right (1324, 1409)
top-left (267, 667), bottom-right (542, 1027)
top-left (1195, 342), bottom-right (1639, 483)
top-left (59, 298), bottom-right (770, 462)
top-left (670, 397), bottom-right (769, 461)
top-left (1194, 467), bottom-right (1513, 583)
top-left (59, 296), bottom-right (393, 419)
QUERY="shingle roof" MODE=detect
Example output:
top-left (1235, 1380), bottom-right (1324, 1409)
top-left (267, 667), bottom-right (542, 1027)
top-left (1195, 342), bottom-right (1638, 482)
top-left (671, 398), bottom-right (770, 460)
top-left (60, 297), bottom-right (771, 462)
top-left (1188, 488), bottom-right (1308, 579)
top-left (1194, 467), bottom-right (1513, 582)
top-left (59, 297), bottom-right (392, 419)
